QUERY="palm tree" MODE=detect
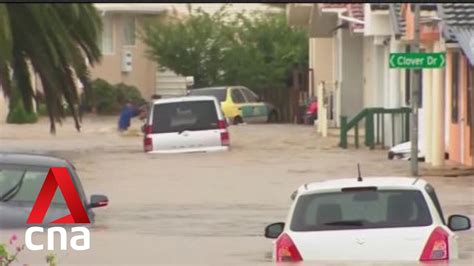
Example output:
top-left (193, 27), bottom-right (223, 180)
top-left (0, 4), bottom-right (102, 133)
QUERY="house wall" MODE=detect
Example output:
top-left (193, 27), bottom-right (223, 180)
top-left (461, 56), bottom-right (472, 165)
top-left (404, 5), bottom-right (440, 42)
top-left (89, 14), bottom-right (157, 99)
top-left (340, 28), bottom-right (364, 118)
top-left (445, 52), bottom-right (451, 151)
top-left (309, 38), bottom-right (334, 87)
top-left (364, 5), bottom-right (391, 36)
top-left (468, 65), bottom-right (474, 165)
top-left (446, 51), bottom-right (456, 161)
top-left (446, 50), bottom-right (473, 166)
top-left (365, 5), bottom-right (406, 148)
top-left (363, 37), bottom-right (375, 107)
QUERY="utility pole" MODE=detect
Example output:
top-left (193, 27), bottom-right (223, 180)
top-left (411, 4), bottom-right (420, 176)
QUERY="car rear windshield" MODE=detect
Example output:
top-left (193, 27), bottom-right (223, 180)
top-left (152, 100), bottom-right (219, 134)
top-left (188, 89), bottom-right (227, 102)
top-left (290, 189), bottom-right (432, 231)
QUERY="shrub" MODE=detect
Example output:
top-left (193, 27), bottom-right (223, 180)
top-left (87, 79), bottom-right (118, 114)
top-left (81, 79), bottom-right (145, 115)
top-left (1, 234), bottom-right (56, 265)
top-left (7, 105), bottom-right (38, 124)
top-left (6, 87), bottom-right (38, 124)
top-left (116, 83), bottom-right (146, 106)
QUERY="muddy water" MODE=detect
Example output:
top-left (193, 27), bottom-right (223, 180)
top-left (0, 116), bottom-right (473, 265)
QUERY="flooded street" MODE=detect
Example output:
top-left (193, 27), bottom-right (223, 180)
top-left (1, 116), bottom-right (473, 265)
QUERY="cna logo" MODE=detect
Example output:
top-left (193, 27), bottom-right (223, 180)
top-left (25, 167), bottom-right (91, 251)
top-left (27, 167), bottom-right (89, 224)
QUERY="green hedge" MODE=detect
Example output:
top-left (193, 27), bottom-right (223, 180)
top-left (116, 83), bottom-right (146, 106)
top-left (6, 85), bottom-right (38, 124)
top-left (81, 79), bottom-right (145, 115)
top-left (7, 103), bottom-right (38, 124)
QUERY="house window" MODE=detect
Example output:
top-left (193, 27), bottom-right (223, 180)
top-left (451, 52), bottom-right (460, 122)
top-left (100, 15), bottom-right (114, 54)
top-left (123, 16), bottom-right (136, 46)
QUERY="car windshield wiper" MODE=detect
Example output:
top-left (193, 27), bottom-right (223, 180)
top-left (0, 170), bottom-right (27, 202)
top-left (324, 220), bottom-right (365, 226)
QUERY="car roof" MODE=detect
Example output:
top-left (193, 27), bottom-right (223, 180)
top-left (298, 177), bottom-right (428, 195)
top-left (152, 95), bottom-right (219, 105)
top-left (192, 86), bottom-right (228, 91)
top-left (0, 153), bottom-right (69, 168)
top-left (191, 86), bottom-right (246, 91)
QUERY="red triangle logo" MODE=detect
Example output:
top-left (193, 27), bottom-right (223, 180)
top-left (26, 167), bottom-right (90, 224)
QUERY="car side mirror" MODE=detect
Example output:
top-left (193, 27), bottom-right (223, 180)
top-left (89, 194), bottom-right (109, 208)
top-left (265, 222), bottom-right (285, 239)
top-left (448, 215), bottom-right (471, 231)
top-left (448, 214), bottom-right (471, 231)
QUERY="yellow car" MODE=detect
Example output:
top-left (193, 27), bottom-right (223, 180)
top-left (187, 86), bottom-right (278, 125)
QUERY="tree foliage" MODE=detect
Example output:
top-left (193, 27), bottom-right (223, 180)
top-left (142, 5), bottom-right (308, 91)
top-left (0, 4), bottom-right (102, 133)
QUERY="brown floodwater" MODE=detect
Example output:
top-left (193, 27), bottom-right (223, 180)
top-left (1, 116), bottom-right (473, 265)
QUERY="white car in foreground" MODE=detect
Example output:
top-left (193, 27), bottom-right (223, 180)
top-left (265, 177), bottom-right (471, 262)
top-left (143, 96), bottom-right (230, 153)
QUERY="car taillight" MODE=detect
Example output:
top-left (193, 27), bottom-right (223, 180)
top-left (220, 132), bottom-right (230, 146)
top-left (275, 233), bottom-right (302, 262)
top-left (143, 125), bottom-right (153, 152)
top-left (218, 120), bottom-right (227, 129)
top-left (144, 125), bottom-right (152, 134)
top-left (420, 227), bottom-right (449, 261)
top-left (218, 120), bottom-right (230, 146)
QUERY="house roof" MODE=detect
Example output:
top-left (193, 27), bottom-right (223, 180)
top-left (389, 3), bottom-right (406, 39)
top-left (438, 3), bottom-right (474, 65)
top-left (438, 3), bottom-right (474, 32)
top-left (319, 3), bottom-right (364, 33)
top-left (388, 4), bottom-right (440, 40)
top-left (348, 4), bottom-right (364, 32)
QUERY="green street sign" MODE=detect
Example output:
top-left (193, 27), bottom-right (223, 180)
top-left (389, 53), bottom-right (446, 68)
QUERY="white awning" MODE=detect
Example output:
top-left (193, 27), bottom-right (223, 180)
top-left (94, 4), bottom-right (168, 15)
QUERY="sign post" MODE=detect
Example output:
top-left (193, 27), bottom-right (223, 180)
top-left (411, 4), bottom-right (420, 177)
top-left (387, 5), bottom-right (446, 176)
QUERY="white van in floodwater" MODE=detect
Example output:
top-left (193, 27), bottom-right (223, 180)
top-left (143, 96), bottom-right (230, 153)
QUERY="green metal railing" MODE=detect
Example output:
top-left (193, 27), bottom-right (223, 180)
top-left (340, 107), bottom-right (411, 149)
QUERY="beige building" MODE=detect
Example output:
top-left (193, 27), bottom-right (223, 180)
top-left (91, 3), bottom-right (283, 99)
top-left (91, 4), bottom-right (168, 99)
top-left (0, 3), bottom-right (283, 122)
